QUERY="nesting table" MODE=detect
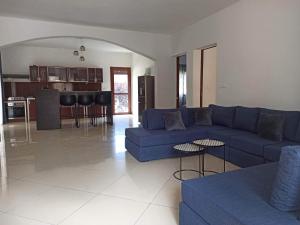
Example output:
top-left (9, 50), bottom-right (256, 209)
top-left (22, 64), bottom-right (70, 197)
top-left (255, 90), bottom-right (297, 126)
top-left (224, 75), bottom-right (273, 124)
top-left (173, 139), bottom-right (226, 181)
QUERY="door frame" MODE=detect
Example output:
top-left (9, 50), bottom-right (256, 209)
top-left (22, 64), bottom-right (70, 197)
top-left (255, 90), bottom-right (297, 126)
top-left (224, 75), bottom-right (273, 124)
top-left (200, 44), bottom-right (217, 107)
top-left (176, 56), bottom-right (180, 108)
top-left (110, 67), bottom-right (132, 115)
top-left (176, 54), bottom-right (187, 108)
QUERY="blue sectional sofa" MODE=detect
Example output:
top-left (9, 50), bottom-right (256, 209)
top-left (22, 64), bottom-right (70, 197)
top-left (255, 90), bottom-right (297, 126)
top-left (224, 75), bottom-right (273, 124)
top-left (180, 163), bottom-right (300, 225)
top-left (125, 105), bottom-right (300, 224)
top-left (125, 105), bottom-right (300, 167)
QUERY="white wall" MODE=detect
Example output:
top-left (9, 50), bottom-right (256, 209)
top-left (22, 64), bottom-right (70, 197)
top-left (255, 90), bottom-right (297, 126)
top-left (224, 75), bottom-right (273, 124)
top-left (202, 47), bottom-right (217, 107)
top-left (192, 49), bottom-right (201, 107)
top-left (131, 53), bottom-right (155, 119)
top-left (172, 0), bottom-right (300, 110)
top-left (1, 45), bottom-right (132, 91)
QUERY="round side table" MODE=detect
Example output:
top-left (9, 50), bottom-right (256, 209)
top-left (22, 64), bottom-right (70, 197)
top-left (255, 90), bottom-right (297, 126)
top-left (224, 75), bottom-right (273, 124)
top-left (193, 139), bottom-right (226, 176)
top-left (173, 143), bottom-right (205, 181)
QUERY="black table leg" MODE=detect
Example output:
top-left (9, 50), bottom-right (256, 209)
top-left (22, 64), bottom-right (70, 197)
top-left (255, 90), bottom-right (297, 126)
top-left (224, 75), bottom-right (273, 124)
top-left (198, 153), bottom-right (201, 177)
top-left (75, 105), bottom-right (79, 128)
top-left (202, 151), bottom-right (205, 176)
top-left (179, 156), bottom-right (182, 180)
top-left (223, 145), bottom-right (226, 173)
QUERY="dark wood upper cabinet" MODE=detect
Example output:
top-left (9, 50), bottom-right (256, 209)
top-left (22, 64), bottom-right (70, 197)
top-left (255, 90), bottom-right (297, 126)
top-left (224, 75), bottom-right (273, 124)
top-left (88, 68), bottom-right (96, 83)
top-left (88, 68), bottom-right (103, 83)
top-left (68, 68), bottom-right (78, 82)
top-left (29, 65), bottom-right (102, 83)
top-left (48, 66), bottom-right (67, 82)
top-left (38, 66), bottom-right (48, 82)
top-left (77, 68), bottom-right (88, 82)
top-left (29, 65), bottom-right (39, 81)
top-left (95, 68), bottom-right (103, 83)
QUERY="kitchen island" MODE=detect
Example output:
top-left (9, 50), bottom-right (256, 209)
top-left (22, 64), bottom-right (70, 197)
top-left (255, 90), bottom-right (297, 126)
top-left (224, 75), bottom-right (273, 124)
top-left (30, 90), bottom-right (113, 130)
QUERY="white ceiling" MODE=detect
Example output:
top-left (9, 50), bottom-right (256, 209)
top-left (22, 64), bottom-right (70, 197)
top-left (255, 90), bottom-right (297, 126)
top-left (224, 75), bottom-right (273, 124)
top-left (0, 0), bottom-right (239, 33)
top-left (21, 38), bottom-right (132, 53)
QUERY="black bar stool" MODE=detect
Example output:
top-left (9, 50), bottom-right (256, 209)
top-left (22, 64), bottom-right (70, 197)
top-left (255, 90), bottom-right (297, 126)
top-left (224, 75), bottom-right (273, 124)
top-left (95, 92), bottom-right (113, 125)
top-left (94, 92), bottom-right (106, 125)
top-left (60, 95), bottom-right (78, 128)
top-left (77, 94), bottom-right (94, 127)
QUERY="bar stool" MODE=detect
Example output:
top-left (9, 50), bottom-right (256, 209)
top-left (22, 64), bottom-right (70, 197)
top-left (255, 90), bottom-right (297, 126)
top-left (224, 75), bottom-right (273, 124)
top-left (94, 92), bottom-right (106, 125)
top-left (77, 94), bottom-right (94, 127)
top-left (60, 95), bottom-right (78, 128)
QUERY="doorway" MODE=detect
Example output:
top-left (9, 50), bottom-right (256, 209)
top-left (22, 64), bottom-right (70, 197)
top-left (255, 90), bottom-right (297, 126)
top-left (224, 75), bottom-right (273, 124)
top-left (176, 55), bottom-right (187, 108)
top-left (110, 67), bottom-right (132, 115)
top-left (200, 46), bottom-right (217, 107)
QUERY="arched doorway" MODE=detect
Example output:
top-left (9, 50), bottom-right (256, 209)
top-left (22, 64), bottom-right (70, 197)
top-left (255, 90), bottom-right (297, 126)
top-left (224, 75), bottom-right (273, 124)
top-left (0, 36), bottom-right (156, 124)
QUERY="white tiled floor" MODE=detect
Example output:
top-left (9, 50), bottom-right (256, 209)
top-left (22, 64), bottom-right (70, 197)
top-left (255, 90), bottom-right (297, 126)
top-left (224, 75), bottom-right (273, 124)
top-left (0, 116), bottom-right (239, 225)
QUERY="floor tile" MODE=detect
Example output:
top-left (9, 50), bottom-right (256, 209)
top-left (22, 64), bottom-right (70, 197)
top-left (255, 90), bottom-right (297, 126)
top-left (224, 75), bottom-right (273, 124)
top-left (0, 212), bottom-right (49, 225)
top-left (102, 159), bottom-right (177, 202)
top-left (9, 187), bottom-right (94, 224)
top-left (22, 166), bottom-right (125, 193)
top-left (136, 205), bottom-right (178, 225)
top-left (60, 195), bottom-right (148, 225)
top-left (152, 178), bottom-right (181, 208)
top-left (0, 116), bottom-right (240, 225)
top-left (0, 178), bottom-right (51, 212)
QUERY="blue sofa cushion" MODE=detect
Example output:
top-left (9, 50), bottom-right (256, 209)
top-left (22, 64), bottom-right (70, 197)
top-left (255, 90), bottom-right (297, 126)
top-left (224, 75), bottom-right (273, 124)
top-left (194, 108), bottom-right (212, 126)
top-left (164, 111), bottom-right (186, 131)
top-left (233, 106), bottom-right (259, 132)
top-left (180, 202), bottom-right (209, 225)
top-left (141, 110), bottom-right (148, 129)
top-left (283, 111), bottom-right (300, 141)
top-left (295, 122), bottom-right (300, 142)
top-left (264, 141), bottom-right (299, 162)
top-left (207, 127), bottom-right (250, 144)
top-left (257, 112), bottom-right (285, 141)
top-left (210, 105), bottom-right (236, 128)
top-left (270, 146), bottom-right (300, 212)
top-left (145, 109), bottom-right (176, 130)
top-left (260, 108), bottom-right (300, 141)
top-left (182, 163), bottom-right (300, 225)
top-left (182, 107), bottom-right (202, 126)
top-left (125, 125), bottom-right (223, 148)
top-left (230, 133), bottom-right (275, 156)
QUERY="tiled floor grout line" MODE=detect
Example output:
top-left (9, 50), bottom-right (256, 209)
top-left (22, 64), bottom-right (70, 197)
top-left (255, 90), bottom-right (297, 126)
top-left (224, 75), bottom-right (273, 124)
top-left (133, 202), bottom-right (152, 225)
top-left (55, 194), bottom-right (98, 225)
top-left (100, 193), bottom-right (150, 204)
top-left (133, 175), bottom-right (176, 225)
top-left (133, 175), bottom-right (177, 225)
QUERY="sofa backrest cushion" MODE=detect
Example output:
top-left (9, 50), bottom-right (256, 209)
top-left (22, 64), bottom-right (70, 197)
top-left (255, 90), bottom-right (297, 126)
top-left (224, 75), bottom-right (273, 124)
top-left (143, 108), bottom-right (189, 130)
top-left (145, 109), bottom-right (175, 130)
top-left (257, 112), bottom-right (285, 141)
top-left (233, 106), bottom-right (259, 132)
top-left (260, 108), bottom-right (300, 141)
top-left (164, 111), bottom-right (186, 131)
top-left (209, 105), bottom-right (236, 128)
top-left (194, 108), bottom-right (213, 126)
top-left (270, 146), bottom-right (300, 211)
top-left (283, 111), bottom-right (300, 141)
top-left (183, 107), bottom-right (202, 126)
top-left (295, 124), bottom-right (300, 142)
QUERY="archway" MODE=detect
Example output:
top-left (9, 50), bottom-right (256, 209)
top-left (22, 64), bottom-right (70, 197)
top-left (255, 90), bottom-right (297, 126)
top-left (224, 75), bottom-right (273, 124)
top-left (0, 36), bottom-right (156, 124)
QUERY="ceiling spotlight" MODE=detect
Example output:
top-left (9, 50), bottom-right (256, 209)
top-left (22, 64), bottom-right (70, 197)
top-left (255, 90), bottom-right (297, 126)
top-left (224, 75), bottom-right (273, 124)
top-left (80, 56), bottom-right (85, 62)
top-left (73, 50), bottom-right (79, 56)
top-left (80, 45), bottom-right (86, 51)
